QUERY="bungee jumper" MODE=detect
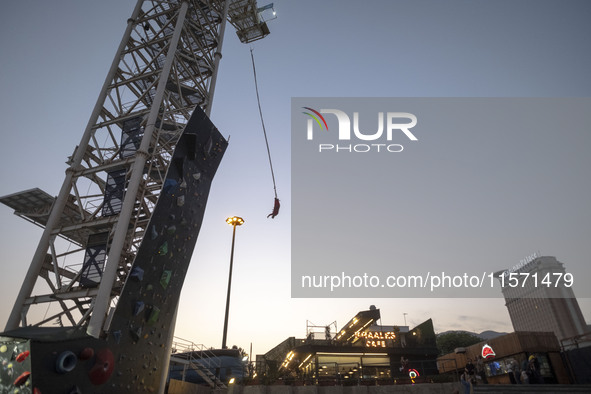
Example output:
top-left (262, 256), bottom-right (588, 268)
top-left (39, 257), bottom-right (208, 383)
top-left (251, 47), bottom-right (280, 219)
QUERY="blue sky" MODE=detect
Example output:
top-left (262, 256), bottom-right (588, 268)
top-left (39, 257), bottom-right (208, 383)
top-left (0, 0), bottom-right (590, 357)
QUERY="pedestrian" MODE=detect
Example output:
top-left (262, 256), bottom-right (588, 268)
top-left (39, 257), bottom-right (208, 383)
top-left (527, 355), bottom-right (542, 384)
top-left (465, 358), bottom-right (476, 384)
top-left (465, 358), bottom-right (475, 375)
top-left (476, 356), bottom-right (487, 384)
top-left (400, 356), bottom-right (409, 372)
top-left (460, 372), bottom-right (474, 394)
top-left (507, 360), bottom-right (516, 384)
top-left (511, 360), bottom-right (520, 384)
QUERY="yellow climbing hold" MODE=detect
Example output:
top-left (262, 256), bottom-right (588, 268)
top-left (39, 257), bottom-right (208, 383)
top-left (0, 344), bottom-right (6, 352)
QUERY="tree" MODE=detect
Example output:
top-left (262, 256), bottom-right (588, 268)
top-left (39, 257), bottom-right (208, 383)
top-left (436, 331), bottom-right (483, 356)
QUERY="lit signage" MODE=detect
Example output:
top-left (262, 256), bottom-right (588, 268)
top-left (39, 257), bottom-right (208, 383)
top-left (481, 344), bottom-right (495, 359)
top-left (281, 351), bottom-right (295, 369)
top-left (366, 340), bottom-right (386, 348)
top-left (355, 331), bottom-right (396, 347)
top-left (354, 331), bottom-right (396, 340)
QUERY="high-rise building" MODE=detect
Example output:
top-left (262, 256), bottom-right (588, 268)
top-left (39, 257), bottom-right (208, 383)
top-left (498, 255), bottom-right (587, 343)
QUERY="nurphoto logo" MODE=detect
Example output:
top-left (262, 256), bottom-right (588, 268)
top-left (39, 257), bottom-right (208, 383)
top-left (302, 106), bottom-right (418, 153)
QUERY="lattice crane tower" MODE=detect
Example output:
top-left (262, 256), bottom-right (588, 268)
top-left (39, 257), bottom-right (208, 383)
top-left (4, 0), bottom-right (271, 335)
top-left (0, 1), bottom-right (273, 391)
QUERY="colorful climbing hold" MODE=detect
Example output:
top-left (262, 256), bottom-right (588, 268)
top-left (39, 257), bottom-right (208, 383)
top-left (130, 326), bottom-right (142, 342)
top-left (162, 179), bottom-right (178, 195)
top-left (13, 371), bottom-right (30, 386)
top-left (147, 306), bottom-right (160, 325)
top-left (55, 350), bottom-right (77, 373)
top-left (79, 347), bottom-right (94, 361)
top-left (157, 241), bottom-right (168, 255)
top-left (0, 344), bottom-right (7, 353)
top-left (112, 330), bottom-right (122, 344)
top-left (130, 266), bottom-right (144, 281)
top-left (133, 301), bottom-right (145, 316)
top-left (160, 270), bottom-right (172, 289)
top-left (16, 350), bottom-right (30, 363)
top-left (89, 349), bottom-right (115, 385)
top-left (69, 386), bottom-right (82, 394)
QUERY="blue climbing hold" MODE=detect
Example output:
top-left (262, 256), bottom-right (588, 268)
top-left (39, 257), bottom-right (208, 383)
top-left (133, 301), bottom-right (145, 316)
top-left (112, 330), bottom-right (122, 344)
top-left (163, 179), bottom-right (178, 195)
top-left (130, 267), bottom-right (144, 281)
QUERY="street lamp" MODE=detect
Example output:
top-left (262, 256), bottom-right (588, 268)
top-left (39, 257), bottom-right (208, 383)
top-left (222, 216), bottom-right (244, 349)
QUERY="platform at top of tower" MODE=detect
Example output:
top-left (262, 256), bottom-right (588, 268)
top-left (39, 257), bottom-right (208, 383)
top-left (0, 188), bottom-right (108, 246)
top-left (227, 0), bottom-right (274, 43)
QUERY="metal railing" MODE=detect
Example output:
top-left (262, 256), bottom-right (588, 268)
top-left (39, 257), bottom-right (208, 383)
top-left (169, 337), bottom-right (227, 388)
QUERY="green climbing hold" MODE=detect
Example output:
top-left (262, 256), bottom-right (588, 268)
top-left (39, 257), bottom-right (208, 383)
top-left (160, 270), bottom-right (172, 289)
top-left (157, 241), bottom-right (168, 255)
top-left (147, 307), bottom-right (160, 325)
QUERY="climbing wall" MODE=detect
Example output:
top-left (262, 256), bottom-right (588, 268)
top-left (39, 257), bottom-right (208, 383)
top-left (0, 106), bottom-right (227, 393)
top-left (0, 337), bottom-right (31, 393)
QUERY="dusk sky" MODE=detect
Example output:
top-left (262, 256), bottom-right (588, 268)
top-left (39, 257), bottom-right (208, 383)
top-left (0, 0), bottom-right (590, 358)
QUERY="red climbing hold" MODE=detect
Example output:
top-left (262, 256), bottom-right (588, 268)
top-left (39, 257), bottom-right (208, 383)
top-left (16, 350), bottom-right (30, 363)
top-left (14, 371), bottom-right (31, 386)
top-left (79, 347), bottom-right (94, 361)
top-left (89, 348), bottom-right (115, 385)
top-left (267, 198), bottom-right (280, 219)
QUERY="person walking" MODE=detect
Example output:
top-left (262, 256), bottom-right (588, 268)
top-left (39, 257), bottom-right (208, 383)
top-left (460, 372), bottom-right (474, 394)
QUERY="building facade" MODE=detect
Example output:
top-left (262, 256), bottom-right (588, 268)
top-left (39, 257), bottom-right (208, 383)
top-left (498, 256), bottom-right (588, 344)
top-left (437, 331), bottom-right (570, 384)
top-left (256, 307), bottom-right (438, 385)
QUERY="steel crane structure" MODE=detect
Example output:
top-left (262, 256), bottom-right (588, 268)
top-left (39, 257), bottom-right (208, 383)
top-left (3, 0), bottom-right (271, 336)
top-left (0, 1), bottom-right (273, 392)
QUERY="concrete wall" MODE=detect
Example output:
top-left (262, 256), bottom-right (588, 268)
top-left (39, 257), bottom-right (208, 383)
top-left (168, 379), bottom-right (227, 394)
top-left (170, 383), bottom-right (461, 394)
top-left (473, 384), bottom-right (591, 393)
top-left (169, 381), bottom-right (591, 394)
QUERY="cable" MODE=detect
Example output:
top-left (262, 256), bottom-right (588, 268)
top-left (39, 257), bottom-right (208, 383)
top-left (250, 48), bottom-right (280, 218)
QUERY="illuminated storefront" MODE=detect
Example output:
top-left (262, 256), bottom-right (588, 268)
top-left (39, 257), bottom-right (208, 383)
top-left (437, 331), bottom-right (570, 384)
top-left (258, 307), bottom-right (438, 385)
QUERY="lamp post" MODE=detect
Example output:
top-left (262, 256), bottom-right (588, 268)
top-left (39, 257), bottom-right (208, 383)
top-left (222, 216), bottom-right (244, 349)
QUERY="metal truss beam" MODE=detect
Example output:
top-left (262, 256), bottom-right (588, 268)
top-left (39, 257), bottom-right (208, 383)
top-left (5, 0), bottom-right (272, 335)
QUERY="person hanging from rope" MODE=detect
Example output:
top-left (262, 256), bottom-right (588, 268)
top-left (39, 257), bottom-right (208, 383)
top-left (251, 47), bottom-right (280, 219)
top-left (267, 197), bottom-right (280, 218)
